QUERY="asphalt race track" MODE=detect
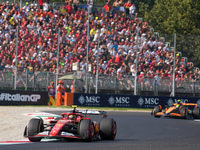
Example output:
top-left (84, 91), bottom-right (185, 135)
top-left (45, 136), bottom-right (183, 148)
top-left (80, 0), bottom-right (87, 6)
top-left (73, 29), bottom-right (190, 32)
top-left (1, 111), bottom-right (200, 150)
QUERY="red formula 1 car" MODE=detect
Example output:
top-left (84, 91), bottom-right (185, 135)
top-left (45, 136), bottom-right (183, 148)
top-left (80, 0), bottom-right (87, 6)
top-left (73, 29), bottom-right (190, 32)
top-left (151, 103), bottom-right (200, 119)
top-left (24, 106), bottom-right (117, 142)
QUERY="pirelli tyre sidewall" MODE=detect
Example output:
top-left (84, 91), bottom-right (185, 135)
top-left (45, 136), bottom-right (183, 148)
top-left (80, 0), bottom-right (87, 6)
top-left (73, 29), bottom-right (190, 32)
top-left (79, 119), bottom-right (94, 142)
top-left (153, 105), bottom-right (161, 117)
top-left (180, 106), bottom-right (188, 119)
top-left (27, 118), bottom-right (43, 142)
top-left (100, 118), bottom-right (117, 140)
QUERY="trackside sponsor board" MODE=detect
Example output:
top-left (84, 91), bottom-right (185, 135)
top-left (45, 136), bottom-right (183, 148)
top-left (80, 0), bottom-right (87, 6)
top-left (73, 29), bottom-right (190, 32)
top-left (74, 93), bottom-right (200, 108)
top-left (0, 90), bottom-right (48, 105)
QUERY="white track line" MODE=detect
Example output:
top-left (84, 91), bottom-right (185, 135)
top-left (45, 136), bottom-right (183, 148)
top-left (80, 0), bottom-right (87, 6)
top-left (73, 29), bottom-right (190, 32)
top-left (194, 119), bottom-right (200, 121)
top-left (0, 139), bottom-right (59, 145)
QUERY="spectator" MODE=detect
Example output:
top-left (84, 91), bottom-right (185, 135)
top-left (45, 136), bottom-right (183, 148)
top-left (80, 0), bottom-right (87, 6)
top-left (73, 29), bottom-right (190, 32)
top-left (118, 0), bottom-right (124, 13)
top-left (70, 81), bottom-right (76, 93)
top-left (43, 1), bottom-right (49, 12)
top-left (15, 3), bottom-right (20, 12)
top-left (66, 1), bottom-right (72, 14)
top-left (48, 81), bottom-right (55, 106)
top-left (113, 0), bottom-right (120, 12)
top-left (5, 1), bottom-right (11, 9)
top-left (38, 0), bottom-right (43, 10)
top-left (73, 0), bottom-right (79, 12)
top-left (90, 26), bottom-right (97, 41)
top-left (129, 4), bottom-right (136, 19)
top-left (124, 0), bottom-right (131, 16)
top-left (104, 2), bottom-right (111, 15)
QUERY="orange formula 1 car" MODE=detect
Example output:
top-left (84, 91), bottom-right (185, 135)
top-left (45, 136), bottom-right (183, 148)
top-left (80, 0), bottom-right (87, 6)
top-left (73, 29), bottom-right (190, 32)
top-left (151, 103), bottom-right (200, 119)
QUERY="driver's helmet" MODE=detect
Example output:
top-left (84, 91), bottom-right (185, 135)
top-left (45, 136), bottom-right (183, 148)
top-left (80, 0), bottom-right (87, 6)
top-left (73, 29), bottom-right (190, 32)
top-left (177, 99), bottom-right (181, 104)
top-left (69, 115), bottom-right (75, 120)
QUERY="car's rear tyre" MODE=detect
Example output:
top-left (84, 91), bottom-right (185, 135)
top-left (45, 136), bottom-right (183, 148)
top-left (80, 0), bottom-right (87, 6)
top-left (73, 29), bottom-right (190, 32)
top-left (99, 118), bottom-right (117, 140)
top-left (27, 118), bottom-right (43, 142)
top-left (193, 108), bottom-right (200, 119)
top-left (180, 106), bottom-right (188, 119)
top-left (79, 119), bottom-right (94, 142)
top-left (152, 106), bottom-right (162, 117)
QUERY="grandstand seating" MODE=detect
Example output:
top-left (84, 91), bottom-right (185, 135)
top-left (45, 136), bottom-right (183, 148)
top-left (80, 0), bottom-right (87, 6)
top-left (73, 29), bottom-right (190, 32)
top-left (0, 1), bottom-right (199, 96)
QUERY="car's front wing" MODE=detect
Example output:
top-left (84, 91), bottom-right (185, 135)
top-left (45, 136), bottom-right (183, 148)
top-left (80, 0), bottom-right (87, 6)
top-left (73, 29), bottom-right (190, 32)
top-left (24, 131), bottom-right (83, 139)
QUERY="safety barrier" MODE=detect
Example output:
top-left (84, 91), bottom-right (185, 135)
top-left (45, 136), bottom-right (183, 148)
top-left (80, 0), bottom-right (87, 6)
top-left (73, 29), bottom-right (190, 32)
top-left (0, 89), bottom-right (48, 105)
top-left (1, 90), bottom-right (200, 108)
top-left (72, 93), bottom-right (200, 109)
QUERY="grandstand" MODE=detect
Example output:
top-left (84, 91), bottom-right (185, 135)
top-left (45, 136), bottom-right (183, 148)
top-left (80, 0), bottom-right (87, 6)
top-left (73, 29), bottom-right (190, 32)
top-left (0, 0), bottom-right (199, 97)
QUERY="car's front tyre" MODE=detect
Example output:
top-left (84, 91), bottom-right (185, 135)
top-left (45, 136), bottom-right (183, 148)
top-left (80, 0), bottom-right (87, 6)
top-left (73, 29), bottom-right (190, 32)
top-left (152, 105), bottom-right (162, 118)
top-left (180, 106), bottom-right (188, 119)
top-left (27, 118), bottom-right (43, 142)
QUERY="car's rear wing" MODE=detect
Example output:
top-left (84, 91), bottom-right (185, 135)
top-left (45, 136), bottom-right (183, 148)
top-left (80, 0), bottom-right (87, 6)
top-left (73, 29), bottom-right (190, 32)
top-left (173, 103), bottom-right (198, 107)
top-left (71, 105), bottom-right (107, 115)
top-left (81, 110), bottom-right (107, 115)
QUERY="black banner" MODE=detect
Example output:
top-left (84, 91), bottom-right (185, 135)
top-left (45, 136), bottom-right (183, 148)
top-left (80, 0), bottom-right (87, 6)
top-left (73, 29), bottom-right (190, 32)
top-left (0, 90), bottom-right (48, 105)
top-left (73, 93), bottom-right (200, 108)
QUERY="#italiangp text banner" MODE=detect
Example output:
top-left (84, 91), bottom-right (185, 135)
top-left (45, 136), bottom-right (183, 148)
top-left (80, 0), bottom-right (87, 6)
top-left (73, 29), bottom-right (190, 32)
top-left (0, 90), bottom-right (48, 105)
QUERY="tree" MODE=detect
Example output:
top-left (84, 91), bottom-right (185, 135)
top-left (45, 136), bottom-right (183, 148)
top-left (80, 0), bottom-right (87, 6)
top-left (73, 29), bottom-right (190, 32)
top-left (140, 0), bottom-right (200, 67)
top-left (142, 0), bottom-right (200, 35)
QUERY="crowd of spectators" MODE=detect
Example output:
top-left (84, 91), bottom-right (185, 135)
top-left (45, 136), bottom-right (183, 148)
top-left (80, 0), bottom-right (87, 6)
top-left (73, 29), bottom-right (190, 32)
top-left (0, 0), bottom-right (199, 88)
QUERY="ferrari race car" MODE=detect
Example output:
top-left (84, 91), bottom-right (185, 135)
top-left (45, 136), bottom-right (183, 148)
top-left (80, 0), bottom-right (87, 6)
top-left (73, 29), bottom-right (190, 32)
top-left (24, 106), bottom-right (117, 142)
top-left (151, 103), bottom-right (200, 119)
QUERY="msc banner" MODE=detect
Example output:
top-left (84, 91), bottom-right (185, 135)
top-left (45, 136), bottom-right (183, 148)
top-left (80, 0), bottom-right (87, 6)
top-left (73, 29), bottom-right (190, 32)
top-left (0, 90), bottom-right (48, 105)
top-left (73, 93), bottom-right (200, 108)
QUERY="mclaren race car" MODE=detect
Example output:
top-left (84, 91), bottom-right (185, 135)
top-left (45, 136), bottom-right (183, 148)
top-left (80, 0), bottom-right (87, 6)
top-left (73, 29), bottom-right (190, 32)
top-left (151, 103), bottom-right (200, 119)
top-left (24, 106), bottom-right (117, 142)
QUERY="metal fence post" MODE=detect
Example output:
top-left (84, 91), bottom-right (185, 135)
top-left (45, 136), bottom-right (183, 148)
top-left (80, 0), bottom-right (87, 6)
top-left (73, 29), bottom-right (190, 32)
top-left (14, 25), bottom-right (19, 90)
top-left (47, 72), bottom-right (49, 91)
top-left (154, 79), bottom-right (156, 96)
top-left (85, 2), bottom-right (90, 93)
top-left (25, 69), bottom-right (27, 90)
top-left (88, 75), bottom-right (91, 93)
top-left (193, 81), bottom-right (195, 97)
top-left (114, 77), bottom-right (117, 94)
top-left (12, 74), bottom-right (14, 89)
top-left (171, 33), bottom-right (176, 97)
top-left (95, 29), bottom-right (100, 94)
top-left (20, 0), bottom-right (22, 9)
top-left (34, 74), bottom-right (36, 90)
top-left (155, 79), bottom-right (158, 96)
top-left (134, 30), bottom-right (139, 95)
top-left (55, 27), bottom-right (60, 100)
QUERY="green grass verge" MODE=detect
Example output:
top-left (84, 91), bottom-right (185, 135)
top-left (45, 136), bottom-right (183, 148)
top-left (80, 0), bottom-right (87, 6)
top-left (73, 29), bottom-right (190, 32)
top-left (0, 105), bottom-right (152, 111)
top-left (61, 106), bottom-right (152, 111)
